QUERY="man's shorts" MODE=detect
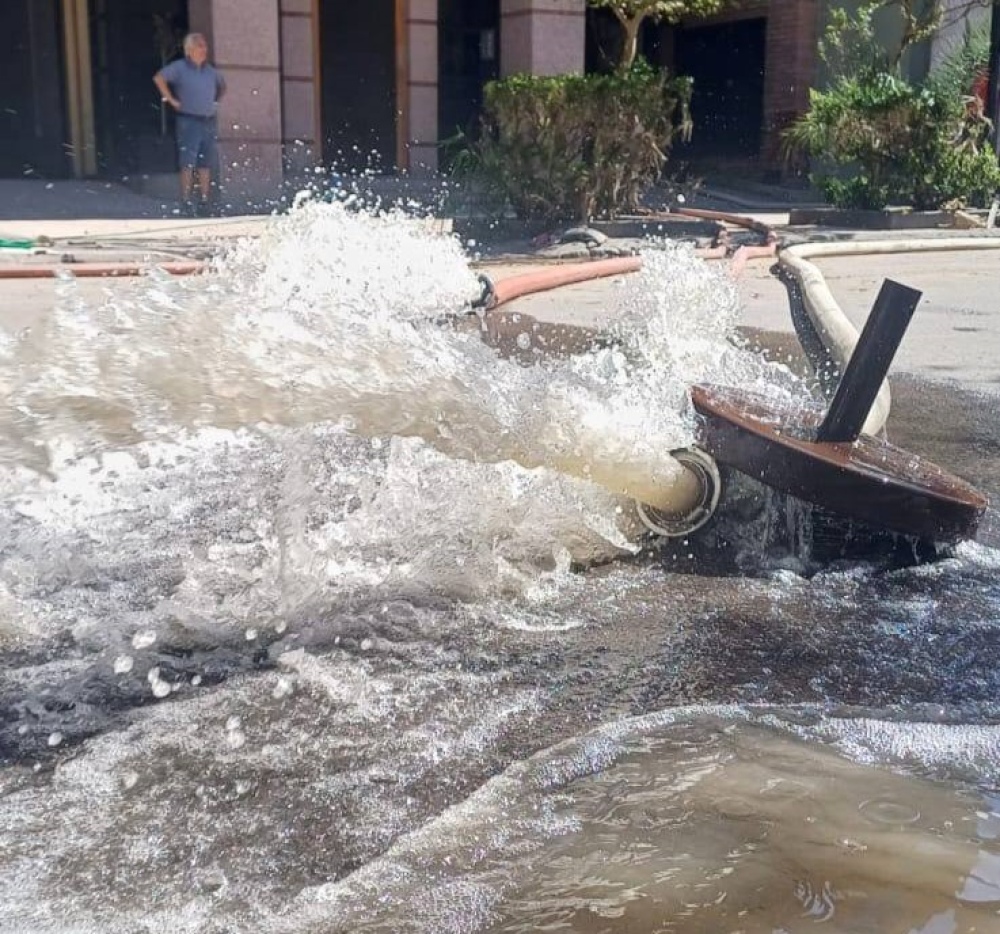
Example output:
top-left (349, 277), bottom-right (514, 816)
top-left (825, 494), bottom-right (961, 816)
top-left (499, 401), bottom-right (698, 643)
top-left (176, 113), bottom-right (218, 170)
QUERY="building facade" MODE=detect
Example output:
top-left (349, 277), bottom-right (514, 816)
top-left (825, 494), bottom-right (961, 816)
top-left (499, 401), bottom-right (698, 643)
top-left (6, 1), bottom-right (974, 202)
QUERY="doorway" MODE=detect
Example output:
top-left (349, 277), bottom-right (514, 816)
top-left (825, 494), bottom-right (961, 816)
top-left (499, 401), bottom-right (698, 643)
top-left (0, 0), bottom-right (68, 177)
top-left (673, 17), bottom-right (767, 160)
top-left (318, 0), bottom-right (397, 173)
top-left (438, 0), bottom-right (499, 155)
top-left (89, 0), bottom-right (189, 177)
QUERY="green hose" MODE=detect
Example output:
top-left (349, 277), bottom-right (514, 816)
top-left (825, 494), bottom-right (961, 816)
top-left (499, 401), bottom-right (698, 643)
top-left (0, 238), bottom-right (35, 250)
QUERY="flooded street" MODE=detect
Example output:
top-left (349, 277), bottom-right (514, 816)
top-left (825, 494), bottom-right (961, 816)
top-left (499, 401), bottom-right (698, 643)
top-left (1, 202), bottom-right (999, 933)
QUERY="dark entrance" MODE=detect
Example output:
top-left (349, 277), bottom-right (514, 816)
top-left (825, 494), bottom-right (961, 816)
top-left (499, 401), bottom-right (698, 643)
top-left (673, 17), bottom-right (766, 160)
top-left (438, 0), bottom-right (499, 155)
top-left (89, 0), bottom-right (189, 177)
top-left (0, 0), bottom-right (68, 178)
top-left (318, 0), bottom-right (397, 173)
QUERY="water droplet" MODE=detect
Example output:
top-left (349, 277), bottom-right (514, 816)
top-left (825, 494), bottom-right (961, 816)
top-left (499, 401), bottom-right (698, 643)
top-left (859, 797), bottom-right (920, 826)
top-left (227, 730), bottom-right (246, 750)
top-left (191, 674), bottom-right (203, 687)
top-left (47, 732), bottom-right (63, 747)
top-left (245, 628), bottom-right (258, 641)
top-left (132, 630), bottom-right (156, 650)
top-left (113, 655), bottom-right (134, 674)
top-left (360, 638), bottom-right (374, 651)
top-left (516, 332), bottom-right (532, 350)
top-left (272, 677), bottom-right (294, 699)
top-left (121, 770), bottom-right (139, 790)
top-left (151, 679), bottom-right (171, 699)
top-left (274, 620), bottom-right (288, 634)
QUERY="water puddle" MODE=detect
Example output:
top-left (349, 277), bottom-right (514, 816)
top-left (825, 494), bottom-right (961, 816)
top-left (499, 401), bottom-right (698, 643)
top-left (488, 714), bottom-right (1000, 934)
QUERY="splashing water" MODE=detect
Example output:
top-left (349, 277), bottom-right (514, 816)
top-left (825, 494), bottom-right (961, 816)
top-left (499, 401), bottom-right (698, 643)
top-left (5, 200), bottom-right (800, 478)
top-left (0, 199), bottom-right (801, 625)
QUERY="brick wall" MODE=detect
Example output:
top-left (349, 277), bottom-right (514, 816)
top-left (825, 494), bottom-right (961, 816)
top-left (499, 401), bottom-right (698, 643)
top-left (761, 0), bottom-right (820, 169)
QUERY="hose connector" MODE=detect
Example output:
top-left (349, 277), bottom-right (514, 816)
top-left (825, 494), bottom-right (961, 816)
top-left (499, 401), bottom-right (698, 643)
top-left (635, 447), bottom-right (721, 538)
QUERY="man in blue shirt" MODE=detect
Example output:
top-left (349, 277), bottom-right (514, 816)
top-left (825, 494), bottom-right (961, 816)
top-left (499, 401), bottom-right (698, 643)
top-left (153, 33), bottom-right (227, 216)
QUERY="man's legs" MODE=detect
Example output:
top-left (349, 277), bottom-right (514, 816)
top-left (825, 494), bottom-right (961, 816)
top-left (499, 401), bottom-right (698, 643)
top-left (176, 116), bottom-right (199, 213)
top-left (179, 167), bottom-right (194, 202)
top-left (196, 168), bottom-right (211, 203)
top-left (197, 119), bottom-right (219, 213)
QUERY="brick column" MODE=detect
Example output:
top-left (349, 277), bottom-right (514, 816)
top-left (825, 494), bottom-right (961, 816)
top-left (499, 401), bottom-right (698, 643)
top-left (278, 0), bottom-right (319, 180)
top-left (500, 0), bottom-right (586, 77)
top-left (761, 0), bottom-right (820, 169)
top-left (188, 0), bottom-right (284, 207)
top-left (406, 0), bottom-right (438, 174)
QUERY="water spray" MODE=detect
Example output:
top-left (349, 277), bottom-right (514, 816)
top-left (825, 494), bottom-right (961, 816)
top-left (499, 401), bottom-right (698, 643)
top-left (484, 255), bottom-right (989, 547)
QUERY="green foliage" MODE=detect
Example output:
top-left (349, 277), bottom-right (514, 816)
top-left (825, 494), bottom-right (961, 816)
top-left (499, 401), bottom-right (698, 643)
top-left (819, 3), bottom-right (887, 78)
top-left (925, 18), bottom-right (991, 102)
top-left (587, 0), bottom-right (732, 21)
top-left (786, 71), bottom-right (1000, 210)
top-left (450, 65), bottom-right (692, 223)
top-left (819, 0), bottom-right (967, 78)
top-left (587, 0), bottom-right (736, 68)
top-left (788, 2), bottom-right (1000, 211)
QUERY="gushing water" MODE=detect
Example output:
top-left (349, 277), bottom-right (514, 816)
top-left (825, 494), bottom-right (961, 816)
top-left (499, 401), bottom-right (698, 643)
top-left (0, 199), bottom-right (799, 614)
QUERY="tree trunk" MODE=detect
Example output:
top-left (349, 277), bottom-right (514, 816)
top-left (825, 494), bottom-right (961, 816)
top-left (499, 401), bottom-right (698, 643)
top-left (619, 15), bottom-right (642, 70)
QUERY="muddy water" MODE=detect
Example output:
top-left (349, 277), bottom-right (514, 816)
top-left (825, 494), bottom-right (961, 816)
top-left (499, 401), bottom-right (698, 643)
top-left (1, 202), bottom-right (999, 933)
top-left (491, 721), bottom-right (1000, 934)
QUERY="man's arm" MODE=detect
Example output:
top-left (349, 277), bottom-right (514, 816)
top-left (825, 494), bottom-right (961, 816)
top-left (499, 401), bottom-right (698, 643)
top-left (153, 67), bottom-right (180, 110)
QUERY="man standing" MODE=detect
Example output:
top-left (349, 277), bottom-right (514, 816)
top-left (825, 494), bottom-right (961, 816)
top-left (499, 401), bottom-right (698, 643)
top-left (153, 33), bottom-right (226, 216)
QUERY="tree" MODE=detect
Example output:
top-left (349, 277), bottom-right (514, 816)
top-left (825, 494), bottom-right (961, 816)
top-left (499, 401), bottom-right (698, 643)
top-left (586, 0), bottom-right (737, 70)
top-left (821, 0), bottom-right (997, 77)
top-left (786, 0), bottom-right (1000, 210)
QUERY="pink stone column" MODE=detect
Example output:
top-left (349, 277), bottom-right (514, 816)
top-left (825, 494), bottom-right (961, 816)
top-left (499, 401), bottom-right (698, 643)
top-left (407, 0), bottom-right (439, 174)
top-left (188, 0), bottom-right (285, 207)
top-left (500, 0), bottom-right (586, 77)
top-left (279, 0), bottom-right (320, 179)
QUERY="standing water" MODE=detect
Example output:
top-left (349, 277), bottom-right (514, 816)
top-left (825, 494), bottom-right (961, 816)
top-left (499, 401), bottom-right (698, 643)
top-left (1, 201), bottom-right (999, 933)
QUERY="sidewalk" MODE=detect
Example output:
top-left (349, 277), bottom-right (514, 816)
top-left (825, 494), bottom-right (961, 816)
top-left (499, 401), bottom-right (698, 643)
top-left (0, 173), bottom-right (807, 235)
top-left (0, 179), bottom-right (180, 222)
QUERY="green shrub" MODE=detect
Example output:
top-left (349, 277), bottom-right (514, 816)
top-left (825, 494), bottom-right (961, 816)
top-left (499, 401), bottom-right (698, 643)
top-left (450, 64), bottom-right (692, 223)
top-left (924, 19), bottom-right (990, 105)
top-left (785, 71), bottom-right (1000, 211)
